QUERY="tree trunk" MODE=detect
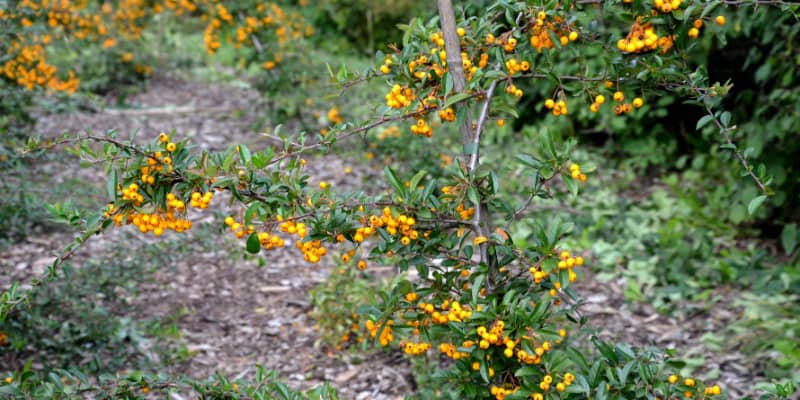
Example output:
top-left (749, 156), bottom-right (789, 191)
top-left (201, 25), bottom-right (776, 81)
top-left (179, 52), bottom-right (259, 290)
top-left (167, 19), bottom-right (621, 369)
top-left (436, 0), bottom-right (497, 293)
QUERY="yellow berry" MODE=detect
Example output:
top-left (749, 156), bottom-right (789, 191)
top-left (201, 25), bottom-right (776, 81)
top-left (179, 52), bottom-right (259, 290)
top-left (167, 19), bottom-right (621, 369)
top-left (715, 15), bottom-right (726, 26)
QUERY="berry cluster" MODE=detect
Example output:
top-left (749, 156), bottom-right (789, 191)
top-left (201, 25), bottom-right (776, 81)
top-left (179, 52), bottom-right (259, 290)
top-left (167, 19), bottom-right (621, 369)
top-left (504, 58), bottom-right (530, 75)
top-left (365, 319), bottom-right (394, 347)
top-left (361, 207), bottom-right (419, 244)
top-left (437, 107), bottom-right (456, 122)
top-left (410, 118), bottom-right (433, 137)
top-left (401, 341), bottom-right (431, 356)
top-left (617, 20), bottom-right (672, 54)
top-left (489, 384), bottom-right (518, 400)
top-left (569, 163), bottom-right (588, 183)
top-left (385, 84), bottom-right (415, 109)
top-left (476, 321), bottom-right (508, 350)
top-left (534, 372), bottom-right (575, 396)
top-left (120, 183), bottom-right (145, 205)
top-left (421, 299), bottom-right (472, 324)
top-left (557, 250), bottom-right (583, 283)
top-left (439, 342), bottom-right (469, 360)
top-left (654, 0), bottom-right (683, 13)
top-left (528, 11), bottom-right (579, 53)
top-left (455, 203), bottom-right (475, 220)
top-left (544, 98), bottom-right (568, 117)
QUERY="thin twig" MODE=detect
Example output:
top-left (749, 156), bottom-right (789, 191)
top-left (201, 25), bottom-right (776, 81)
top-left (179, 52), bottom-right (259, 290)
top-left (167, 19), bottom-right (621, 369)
top-left (697, 93), bottom-right (768, 193)
top-left (470, 76), bottom-right (499, 172)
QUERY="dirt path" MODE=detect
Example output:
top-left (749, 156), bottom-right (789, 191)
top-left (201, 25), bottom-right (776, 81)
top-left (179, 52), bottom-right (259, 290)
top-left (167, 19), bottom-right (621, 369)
top-left (1, 76), bottom-right (760, 399)
top-left (575, 271), bottom-right (760, 398)
top-left (7, 76), bottom-right (413, 399)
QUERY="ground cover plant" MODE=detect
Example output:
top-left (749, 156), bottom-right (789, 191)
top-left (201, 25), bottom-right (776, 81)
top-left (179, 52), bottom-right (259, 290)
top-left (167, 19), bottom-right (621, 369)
top-left (1, 0), bottom-right (798, 399)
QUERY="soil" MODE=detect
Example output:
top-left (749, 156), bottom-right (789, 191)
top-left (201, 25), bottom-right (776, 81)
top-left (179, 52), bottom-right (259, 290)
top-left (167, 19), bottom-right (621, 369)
top-left (0, 76), bottom-right (767, 399)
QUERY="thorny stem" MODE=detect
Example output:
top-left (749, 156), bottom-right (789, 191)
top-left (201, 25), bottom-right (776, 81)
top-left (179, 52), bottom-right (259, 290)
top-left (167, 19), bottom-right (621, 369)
top-left (0, 219), bottom-right (105, 320)
top-left (471, 77), bottom-right (499, 172)
top-left (696, 91), bottom-right (768, 193)
top-left (266, 94), bottom-right (481, 165)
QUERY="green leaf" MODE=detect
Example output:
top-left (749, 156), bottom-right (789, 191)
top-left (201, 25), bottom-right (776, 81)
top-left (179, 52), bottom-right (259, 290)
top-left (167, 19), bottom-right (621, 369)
top-left (238, 144), bottom-right (252, 166)
top-left (443, 72), bottom-right (453, 95)
top-left (246, 233), bottom-right (261, 254)
top-left (384, 166), bottom-right (404, 195)
top-left (106, 169), bottom-right (117, 200)
top-left (421, 179), bottom-right (437, 202)
top-left (700, 0), bottom-right (720, 18)
top-left (566, 347), bottom-right (589, 371)
top-left (472, 274), bottom-right (485, 303)
top-left (463, 142), bottom-right (478, 155)
top-left (696, 115), bottom-right (713, 130)
top-left (501, 289), bottom-right (517, 306)
top-left (781, 223), bottom-right (797, 254)
top-left (444, 92), bottom-right (472, 109)
top-left (595, 381), bottom-right (608, 400)
top-left (515, 154), bottom-right (541, 169)
top-left (467, 186), bottom-right (480, 207)
top-left (747, 195), bottom-right (767, 215)
top-left (244, 203), bottom-right (261, 226)
top-left (564, 174), bottom-right (579, 196)
top-left (409, 170), bottom-right (427, 192)
top-left (540, 129), bottom-right (556, 158)
top-left (515, 366), bottom-right (539, 377)
top-left (592, 337), bottom-right (617, 364)
top-left (719, 111), bottom-right (732, 127)
top-left (479, 360), bottom-right (490, 383)
top-left (530, 299), bottom-right (549, 322)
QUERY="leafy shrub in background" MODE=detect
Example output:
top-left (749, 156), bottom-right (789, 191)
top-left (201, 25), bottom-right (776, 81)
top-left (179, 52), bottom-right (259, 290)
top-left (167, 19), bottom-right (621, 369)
top-left (310, 262), bottom-right (393, 351)
top-left (1, 365), bottom-right (339, 399)
top-left (504, 5), bottom-right (800, 228)
top-left (0, 246), bottom-right (160, 373)
top-left (305, 0), bottom-right (434, 54)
